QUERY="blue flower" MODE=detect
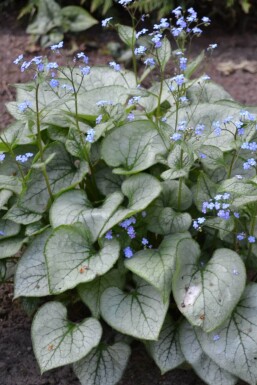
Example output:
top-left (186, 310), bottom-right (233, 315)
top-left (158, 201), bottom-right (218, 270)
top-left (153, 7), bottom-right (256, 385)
top-left (77, 52), bottom-right (89, 64)
top-left (120, 217), bottom-right (136, 229)
top-left (102, 17), bottom-right (113, 27)
top-left (85, 129), bottom-right (95, 143)
top-left (195, 123), bottom-right (205, 136)
top-left (173, 74), bottom-right (185, 86)
top-left (118, 0), bottom-right (133, 5)
top-left (207, 43), bottom-right (217, 50)
top-left (171, 27), bottom-right (183, 37)
top-left (237, 232), bottom-right (246, 241)
top-left (176, 17), bottom-right (187, 28)
top-left (16, 152), bottom-right (34, 163)
top-left (134, 46), bottom-right (147, 55)
top-left (171, 133), bottom-right (182, 141)
top-left (0, 154), bottom-right (5, 162)
top-left (18, 100), bottom-right (32, 112)
top-left (248, 236), bottom-right (256, 243)
top-left (51, 41), bottom-right (63, 51)
top-left (213, 334), bottom-right (220, 342)
top-left (144, 58), bottom-right (156, 67)
top-left (179, 57), bottom-right (187, 71)
top-left (109, 61), bottom-right (121, 71)
top-left (136, 28), bottom-right (148, 38)
top-left (46, 62), bottom-right (58, 69)
top-left (142, 238), bottom-right (149, 246)
top-left (212, 121), bottom-right (221, 136)
top-left (124, 246), bottom-right (133, 258)
top-left (105, 230), bottom-right (113, 240)
top-left (202, 16), bottom-right (211, 25)
top-left (127, 226), bottom-right (136, 239)
top-left (128, 96), bottom-right (141, 106)
top-left (96, 114), bottom-right (103, 124)
top-left (172, 6), bottom-right (182, 18)
top-left (13, 54), bottom-right (23, 65)
top-left (49, 79), bottom-right (59, 88)
top-left (127, 112), bottom-right (135, 122)
top-left (80, 66), bottom-right (90, 76)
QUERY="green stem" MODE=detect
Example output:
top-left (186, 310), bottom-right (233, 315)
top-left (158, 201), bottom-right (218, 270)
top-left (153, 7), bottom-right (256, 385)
top-left (177, 176), bottom-right (183, 211)
top-left (131, 15), bottom-right (138, 84)
top-left (247, 203), bottom-right (257, 258)
top-left (35, 84), bottom-right (54, 202)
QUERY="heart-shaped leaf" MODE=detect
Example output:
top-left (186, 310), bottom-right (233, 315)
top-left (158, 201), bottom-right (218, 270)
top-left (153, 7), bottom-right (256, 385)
top-left (14, 229), bottom-right (51, 298)
top-left (73, 342), bottom-right (131, 385)
top-left (45, 223), bottom-right (120, 294)
top-left (147, 207), bottom-right (192, 235)
top-left (100, 278), bottom-right (168, 340)
top-left (78, 269), bottom-right (125, 318)
top-left (99, 173), bottom-right (161, 237)
top-left (197, 283), bottom-right (257, 385)
top-left (179, 320), bottom-right (237, 385)
top-left (125, 233), bottom-right (191, 302)
top-left (4, 205), bottom-right (42, 225)
top-left (101, 120), bottom-right (166, 175)
top-left (32, 301), bottom-right (102, 373)
top-left (146, 315), bottom-right (185, 374)
top-left (172, 238), bottom-right (246, 332)
top-left (19, 142), bottom-right (89, 213)
top-left (50, 190), bottom-right (123, 240)
top-left (0, 237), bottom-right (24, 259)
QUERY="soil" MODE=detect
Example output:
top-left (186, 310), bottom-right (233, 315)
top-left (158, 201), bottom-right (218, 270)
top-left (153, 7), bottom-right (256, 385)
top-left (0, 11), bottom-right (256, 385)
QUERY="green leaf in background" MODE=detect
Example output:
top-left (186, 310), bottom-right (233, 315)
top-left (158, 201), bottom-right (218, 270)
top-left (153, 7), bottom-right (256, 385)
top-left (0, 189), bottom-right (13, 210)
top-left (117, 24), bottom-right (134, 47)
top-left (32, 301), bottom-right (102, 373)
top-left (146, 315), bottom-right (185, 374)
top-left (101, 120), bottom-right (166, 175)
top-left (4, 205), bottom-right (42, 225)
top-left (14, 229), bottom-right (51, 298)
top-left (0, 175), bottom-right (22, 194)
top-left (45, 223), bottom-right (120, 294)
top-left (147, 207), bottom-right (192, 235)
top-left (0, 219), bottom-right (20, 239)
top-left (0, 237), bottom-right (24, 260)
top-left (99, 173), bottom-right (162, 236)
top-left (61, 6), bottom-right (98, 32)
top-left (19, 142), bottom-right (89, 213)
top-left (197, 283), bottom-right (257, 385)
top-left (125, 233), bottom-right (191, 302)
top-left (220, 177), bottom-right (257, 208)
top-left (172, 239), bottom-right (246, 332)
top-left (100, 278), bottom-right (168, 340)
top-left (78, 269), bottom-right (125, 319)
top-left (157, 37), bottom-right (171, 72)
top-left (161, 145), bottom-right (194, 180)
top-left (95, 167), bottom-right (125, 196)
top-left (179, 320), bottom-right (237, 385)
top-left (192, 171), bottom-right (218, 212)
top-left (74, 342), bottom-right (131, 385)
top-left (50, 190), bottom-right (123, 241)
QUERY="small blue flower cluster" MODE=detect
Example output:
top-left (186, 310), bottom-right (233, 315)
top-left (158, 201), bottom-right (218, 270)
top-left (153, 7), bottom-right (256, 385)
top-left (16, 152), bottom-right (33, 163)
top-left (202, 193), bottom-right (232, 220)
top-left (0, 154), bottom-right (6, 162)
top-left (104, 213), bottom-right (151, 259)
top-left (213, 110), bottom-right (256, 138)
top-left (170, 121), bottom-right (206, 142)
top-left (18, 100), bottom-right (32, 113)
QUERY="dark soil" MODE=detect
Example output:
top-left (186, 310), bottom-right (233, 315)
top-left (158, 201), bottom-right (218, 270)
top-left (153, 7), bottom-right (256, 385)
top-left (0, 11), bottom-right (256, 385)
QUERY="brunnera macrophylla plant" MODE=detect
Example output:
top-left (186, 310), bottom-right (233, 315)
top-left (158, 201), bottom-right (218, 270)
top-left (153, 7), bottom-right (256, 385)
top-left (2, 2), bottom-right (257, 385)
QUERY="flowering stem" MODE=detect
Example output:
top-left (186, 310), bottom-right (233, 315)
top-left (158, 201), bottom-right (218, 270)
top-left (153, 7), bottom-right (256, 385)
top-left (35, 84), bottom-right (54, 202)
